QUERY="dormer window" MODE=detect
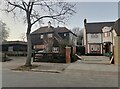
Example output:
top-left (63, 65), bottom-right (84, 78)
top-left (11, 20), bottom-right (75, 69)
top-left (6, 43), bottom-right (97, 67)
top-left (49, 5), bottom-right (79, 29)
top-left (40, 35), bottom-right (43, 39)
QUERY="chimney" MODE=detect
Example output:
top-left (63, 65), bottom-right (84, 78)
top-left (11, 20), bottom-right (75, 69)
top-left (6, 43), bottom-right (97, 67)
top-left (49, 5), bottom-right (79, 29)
top-left (48, 21), bottom-right (51, 28)
top-left (84, 18), bottom-right (87, 24)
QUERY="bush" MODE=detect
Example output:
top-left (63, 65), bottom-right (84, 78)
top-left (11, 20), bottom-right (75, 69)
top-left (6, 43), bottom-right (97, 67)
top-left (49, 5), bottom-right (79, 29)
top-left (76, 46), bottom-right (85, 55)
top-left (2, 53), bottom-right (12, 62)
top-left (33, 53), bottom-right (66, 63)
top-left (105, 52), bottom-right (113, 57)
top-left (71, 54), bottom-right (77, 62)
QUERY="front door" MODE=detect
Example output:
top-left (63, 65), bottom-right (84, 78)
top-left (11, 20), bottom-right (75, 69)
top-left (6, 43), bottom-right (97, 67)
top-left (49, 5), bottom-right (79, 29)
top-left (105, 43), bottom-right (111, 53)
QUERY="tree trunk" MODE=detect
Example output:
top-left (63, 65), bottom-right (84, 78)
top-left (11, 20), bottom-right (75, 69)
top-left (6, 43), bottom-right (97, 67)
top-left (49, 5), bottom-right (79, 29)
top-left (25, 33), bottom-right (32, 67)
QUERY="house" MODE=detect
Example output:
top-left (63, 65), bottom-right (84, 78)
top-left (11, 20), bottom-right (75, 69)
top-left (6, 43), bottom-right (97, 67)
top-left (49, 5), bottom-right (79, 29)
top-left (112, 18), bottom-right (120, 65)
top-left (1, 41), bottom-right (27, 56)
top-left (31, 21), bottom-right (77, 53)
top-left (84, 19), bottom-right (114, 55)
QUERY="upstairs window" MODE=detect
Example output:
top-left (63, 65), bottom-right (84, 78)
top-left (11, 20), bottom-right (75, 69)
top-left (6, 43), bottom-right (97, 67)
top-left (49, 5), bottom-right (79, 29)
top-left (64, 33), bottom-right (67, 36)
top-left (91, 34), bottom-right (98, 38)
top-left (104, 32), bottom-right (110, 37)
top-left (40, 35), bottom-right (43, 39)
top-left (48, 33), bottom-right (53, 38)
top-left (8, 46), bottom-right (13, 52)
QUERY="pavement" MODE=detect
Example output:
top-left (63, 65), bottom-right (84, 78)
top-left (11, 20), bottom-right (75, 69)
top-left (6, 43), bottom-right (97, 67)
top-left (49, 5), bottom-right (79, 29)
top-left (1, 56), bottom-right (119, 87)
top-left (2, 56), bottom-right (69, 73)
top-left (31, 62), bottom-right (69, 73)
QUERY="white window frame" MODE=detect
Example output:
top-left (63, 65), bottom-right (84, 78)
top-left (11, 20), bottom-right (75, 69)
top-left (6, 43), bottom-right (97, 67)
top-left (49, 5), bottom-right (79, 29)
top-left (52, 47), bottom-right (59, 53)
top-left (104, 32), bottom-right (110, 37)
top-left (40, 35), bottom-right (43, 39)
top-left (91, 34), bottom-right (98, 38)
top-left (48, 33), bottom-right (53, 38)
top-left (64, 33), bottom-right (67, 36)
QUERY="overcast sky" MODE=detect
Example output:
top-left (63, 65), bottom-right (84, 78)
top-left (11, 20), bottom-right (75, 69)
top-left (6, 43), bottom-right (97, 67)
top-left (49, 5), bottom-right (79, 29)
top-left (0, 0), bottom-right (119, 41)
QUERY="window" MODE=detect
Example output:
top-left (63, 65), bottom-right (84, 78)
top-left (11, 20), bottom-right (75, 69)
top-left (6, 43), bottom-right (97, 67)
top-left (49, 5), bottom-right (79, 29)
top-left (104, 32), bottom-right (110, 37)
top-left (90, 45), bottom-right (100, 51)
top-left (8, 46), bottom-right (13, 52)
top-left (52, 47), bottom-right (59, 53)
top-left (64, 33), bottom-right (67, 36)
top-left (40, 35), bottom-right (43, 39)
top-left (91, 34), bottom-right (98, 38)
top-left (48, 33), bottom-right (53, 38)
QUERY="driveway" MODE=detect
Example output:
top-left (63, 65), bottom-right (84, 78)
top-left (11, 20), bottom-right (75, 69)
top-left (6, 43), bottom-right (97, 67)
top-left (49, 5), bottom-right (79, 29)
top-left (66, 56), bottom-right (118, 72)
top-left (1, 56), bottom-right (118, 87)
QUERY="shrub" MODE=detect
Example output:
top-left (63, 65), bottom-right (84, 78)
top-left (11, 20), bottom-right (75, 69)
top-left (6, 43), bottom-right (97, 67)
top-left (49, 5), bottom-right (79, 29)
top-left (71, 54), bottom-right (77, 62)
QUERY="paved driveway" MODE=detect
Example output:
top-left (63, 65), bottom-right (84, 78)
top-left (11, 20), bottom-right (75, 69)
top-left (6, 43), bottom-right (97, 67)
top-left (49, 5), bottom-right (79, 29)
top-left (66, 56), bottom-right (118, 72)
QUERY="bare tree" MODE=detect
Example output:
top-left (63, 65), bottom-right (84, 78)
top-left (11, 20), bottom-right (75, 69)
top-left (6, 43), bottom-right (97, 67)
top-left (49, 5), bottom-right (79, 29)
top-left (72, 27), bottom-right (83, 45)
top-left (72, 27), bottom-right (80, 36)
top-left (3, 0), bottom-right (76, 66)
top-left (0, 20), bottom-right (9, 41)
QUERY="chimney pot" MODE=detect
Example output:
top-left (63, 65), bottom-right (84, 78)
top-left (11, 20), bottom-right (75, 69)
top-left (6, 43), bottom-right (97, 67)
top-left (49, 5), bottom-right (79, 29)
top-left (48, 21), bottom-right (51, 28)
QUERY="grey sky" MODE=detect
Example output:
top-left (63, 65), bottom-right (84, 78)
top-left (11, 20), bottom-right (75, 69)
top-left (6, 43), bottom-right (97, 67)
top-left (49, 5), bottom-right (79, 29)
top-left (0, 1), bottom-right (119, 41)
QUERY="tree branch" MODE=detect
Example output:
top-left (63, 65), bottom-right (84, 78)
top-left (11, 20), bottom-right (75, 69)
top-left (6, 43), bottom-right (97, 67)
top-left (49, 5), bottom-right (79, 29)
top-left (22, 2), bottom-right (27, 10)
top-left (31, 12), bottom-right (67, 26)
top-left (29, 2), bottom-right (34, 14)
top-left (4, 6), bottom-right (16, 12)
top-left (8, 1), bottom-right (27, 12)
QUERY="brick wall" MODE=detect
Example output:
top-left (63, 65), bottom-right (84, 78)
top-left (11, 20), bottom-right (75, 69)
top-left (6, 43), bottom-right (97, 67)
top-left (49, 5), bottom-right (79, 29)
top-left (114, 36), bottom-right (120, 65)
top-left (66, 47), bottom-right (71, 63)
top-left (118, 36), bottom-right (120, 65)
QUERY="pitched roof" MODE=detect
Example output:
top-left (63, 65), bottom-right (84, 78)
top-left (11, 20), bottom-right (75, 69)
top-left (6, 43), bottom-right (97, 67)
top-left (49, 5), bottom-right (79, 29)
top-left (31, 26), bottom-right (54, 34)
top-left (113, 18), bottom-right (120, 36)
top-left (55, 27), bottom-right (77, 36)
top-left (85, 21), bottom-right (115, 33)
top-left (55, 27), bottom-right (71, 33)
top-left (31, 26), bottom-right (77, 36)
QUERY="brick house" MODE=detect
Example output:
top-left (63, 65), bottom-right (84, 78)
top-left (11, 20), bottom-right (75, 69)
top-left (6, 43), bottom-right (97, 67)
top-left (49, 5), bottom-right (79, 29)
top-left (83, 19), bottom-right (114, 55)
top-left (31, 21), bottom-right (77, 53)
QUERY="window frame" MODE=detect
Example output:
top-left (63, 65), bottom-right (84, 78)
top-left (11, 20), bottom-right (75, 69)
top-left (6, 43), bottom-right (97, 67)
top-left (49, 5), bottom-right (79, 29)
top-left (64, 33), bottom-right (67, 37)
top-left (103, 32), bottom-right (110, 37)
top-left (48, 33), bottom-right (53, 38)
top-left (40, 34), bottom-right (43, 39)
top-left (52, 47), bottom-right (59, 53)
top-left (91, 34), bottom-right (98, 38)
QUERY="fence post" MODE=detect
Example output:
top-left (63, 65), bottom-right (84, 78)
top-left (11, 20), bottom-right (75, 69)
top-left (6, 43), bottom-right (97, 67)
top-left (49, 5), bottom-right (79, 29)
top-left (66, 46), bottom-right (71, 63)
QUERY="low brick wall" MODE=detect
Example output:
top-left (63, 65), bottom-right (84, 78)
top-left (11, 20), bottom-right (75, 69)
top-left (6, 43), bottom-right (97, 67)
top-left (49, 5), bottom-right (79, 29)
top-left (118, 36), bottom-right (120, 65)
